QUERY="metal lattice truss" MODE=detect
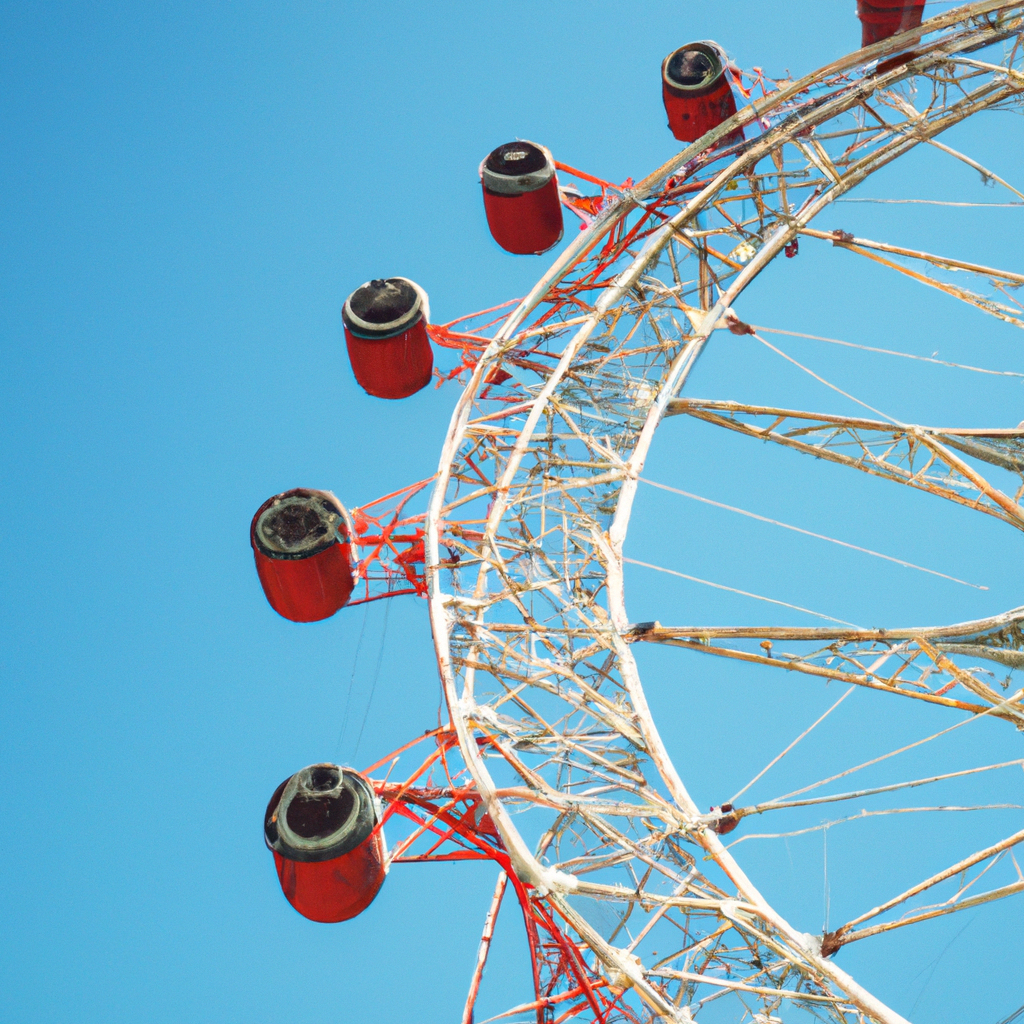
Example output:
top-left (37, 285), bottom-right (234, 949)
top-left (669, 400), bottom-right (1024, 532)
top-left (405, 6), bottom-right (1024, 1023)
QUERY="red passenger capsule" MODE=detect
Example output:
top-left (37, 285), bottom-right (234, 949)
top-left (342, 277), bottom-right (433, 399)
top-left (265, 764), bottom-right (386, 923)
top-left (662, 41), bottom-right (743, 146)
top-left (251, 489), bottom-right (354, 623)
top-left (480, 141), bottom-right (563, 255)
top-left (857, 0), bottom-right (925, 46)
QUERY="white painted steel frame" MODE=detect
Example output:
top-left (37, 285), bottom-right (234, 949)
top-left (422, 6), bottom-right (1024, 1022)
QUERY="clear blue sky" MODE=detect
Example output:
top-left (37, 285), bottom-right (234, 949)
top-left (2, 3), bottom-right (1021, 1022)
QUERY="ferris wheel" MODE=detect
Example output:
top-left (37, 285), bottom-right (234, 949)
top-left (253, 4), bottom-right (1024, 1022)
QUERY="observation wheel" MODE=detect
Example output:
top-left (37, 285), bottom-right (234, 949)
top-left (257, 5), bottom-right (1024, 1024)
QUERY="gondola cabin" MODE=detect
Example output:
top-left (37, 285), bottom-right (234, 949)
top-left (480, 141), bottom-right (564, 255)
top-left (251, 488), bottom-right (354, 623)
top-left (662, 41), bottom-right (743, 146)
top-left (265, 764), bottom-right (387, 923)
top-left (857, 0), bottom-right (926, 46)
top-left (342, 277), bottom-right (433, 399)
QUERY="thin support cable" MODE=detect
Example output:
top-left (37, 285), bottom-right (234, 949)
top-left (755, 325), bottom-right (1024, 379)
top-left (623, 556), bottom-right (860, 627)
top-left (335, 601), bottom-right (371, 759)
top-left (730, 686), bottom-right (857, 805)
top-left (639, 477), bottom-right (987, 589)
top-left (752, 331), bottom-right (902, 424)
top-left (353, 599), bottom-right (392, 761)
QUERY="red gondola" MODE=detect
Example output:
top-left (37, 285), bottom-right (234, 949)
top-left (342, 277), bottom-right (433, 399)
top-left (857, 0), bottom-right (926, 46)
top-left (251, 488), bottom-right (354, 623)
top-left (662, 41), bottom-right (743, 146)
top-left (265, 764), bottom-right (386, 923)
top-left (480, 141), bottom-right (563, 255)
